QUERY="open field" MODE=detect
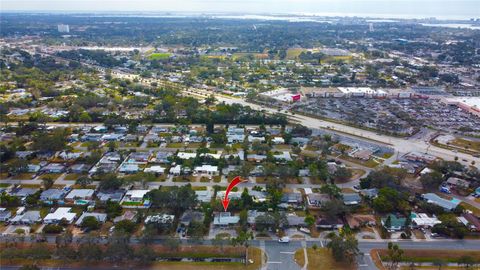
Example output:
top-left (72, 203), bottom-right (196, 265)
top-left (294, 248), bottom-right (353, 270)
top-left (286, 48), bottom-right (306, 59)
top-left (232, 52), bottom-right (268, 60)
top-left (148, 52), bottom-right (172, 60)
top-left (375, 249), bottom-right (480, 264)
top-left (451, 138), bottom-right (480, 152)
top-left (0, 246), bottom-right (263, 270)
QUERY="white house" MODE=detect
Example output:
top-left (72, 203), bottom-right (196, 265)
top-left (144, 165), bottom-right (166, 174)
top-left (194, 165), bottom-right (218, 176)
top-left (43, 207), bottom-right (77, 224)
top-left (271, 137), bottom-right (285, 144)
top-left (122, 190), bottom-right (149, 203)
top-left (169, 165), bottom-right (182, 176)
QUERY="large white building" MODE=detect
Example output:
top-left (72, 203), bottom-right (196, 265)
top-left (443, 97), bottom-right (480, 117)
top-left (57, 24), bottom-right (70, 33)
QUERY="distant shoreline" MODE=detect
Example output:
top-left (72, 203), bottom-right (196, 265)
top-left (0, 11), bottom-right (478, 22)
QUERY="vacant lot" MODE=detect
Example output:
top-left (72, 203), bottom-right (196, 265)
top-left (294, 248), bottom-right (353, 270)
top-left (375, 249), bottom-right (480, 264)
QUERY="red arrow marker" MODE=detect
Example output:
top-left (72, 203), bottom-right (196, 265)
top-left (222, 176), bottom-right (245, 211)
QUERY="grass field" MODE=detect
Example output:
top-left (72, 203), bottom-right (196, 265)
top-left (0, 247), bottom-right (263, 270)
top-left (286, 48), bottom-right (306, 59)
top-left (375, 249), bottom-right (480, 264)
top-left (459, 202), bottom-right (480, 216)
top-left (148, 52), bottom-right (172, 60)
top-left (232, 52), bottom-right (268, 60)
top-left (451, 138), bottom-right (480, 152)
top-left (294, 248), bottom-right (353, 270)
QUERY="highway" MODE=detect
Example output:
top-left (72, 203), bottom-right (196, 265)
top-left (212, 94), bottom-right (480, 169)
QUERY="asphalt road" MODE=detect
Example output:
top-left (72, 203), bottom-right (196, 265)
top-left (3, 235), bottom-right (480, 270)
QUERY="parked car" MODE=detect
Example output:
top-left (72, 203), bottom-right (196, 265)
top-left (278, 237), bottom-right (290, 243)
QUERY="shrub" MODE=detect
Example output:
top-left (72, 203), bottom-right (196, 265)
top-left (43, 224), bottom-right (64, 234)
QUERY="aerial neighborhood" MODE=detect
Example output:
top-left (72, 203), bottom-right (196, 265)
top-left (1, 10), bottom-right (480, 270)
top-left (1, 122), bottom-right (479, 245)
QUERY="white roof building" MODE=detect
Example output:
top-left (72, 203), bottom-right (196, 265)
top-left (194, 165), bottom-right (219, 176)
top-left (412, 213), bottom-right (441, 228)
top-left (144, 165), bottom-right (166, 174)
top-left (177, 152), bottom-right (197, 159)
top-left (195, 190), bottom-right (213, 203)
top-left (123, 190), bottom-right (149, 202)
top-left (43, 207), bottom-right (77, 224)
top-left (169, 165), bottom-right (182, 175)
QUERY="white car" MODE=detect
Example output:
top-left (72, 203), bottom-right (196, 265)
top-left (278, 237), bottom-right (290, 243)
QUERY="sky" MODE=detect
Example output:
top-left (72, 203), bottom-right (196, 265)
top-left (1, 0), bottom-right (479, 20)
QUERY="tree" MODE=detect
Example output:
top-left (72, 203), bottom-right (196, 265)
top-left (326, 231), bottom-right (359, 264)
top-left (81, 216), bottom-right (100, 231)
top-left (107, 141), bottom-right (117, 152)
top-left (98, 173), bottom-right (124, 190)
top-left (386, 242), bottom-right (404, 270)
top-left (42, 176), bottom-right (55, 190)
top-left (188, 220), bottom-right (206, 241)
top-left (420, 171), bottom-right (444, 190)
top-left (75, 176), bottom-right (92, 188)
top-left (322, 199), bottom-right (348, 220)
top-left (104, 231), bottom-right (133, 262)
top-left (432, 258), bottom-right (446, 270)
top-left (212, 233), bottom-right (230, 252)
top-left (304, 215), bottom-right (315, 228)
top-left (43, 224), bottom-right (64, 234)
top-left (320, 184), bottom-right (342, 199)
top-left (164, 238), bottom-right (181, 251)
top-left (32, 129), bottom-right (68, 152)
top-left (458, 256), bottom-right (475, 269)
top-left (231, 231), bottom-right (254, 265)
top-left (8, 158), bottom-right (28, 176)
top-left (79, 111), bottom-right (92, 123)
top-left (240, 188), bottom-right (253, 208)
top-left (115, 220), bottom-right (137, 235)
top-left (105, 200), bottom-right (123, 219)
top-left (148, 184), bottom-right (197, 215)
top-left (332, 167), bottom-right (352, 182)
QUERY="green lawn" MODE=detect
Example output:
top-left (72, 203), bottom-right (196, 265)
top-left (148, 52), bottom-right (172, 60)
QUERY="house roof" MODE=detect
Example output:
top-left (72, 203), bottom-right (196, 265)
top-left (381, 214), bottom-right (406, 228)
top-left (44, 207), bottom-right (76, 223)
top-left (194, 164), bottom-right (218, 172)
top-left (463, 213), bottom-right (480, 230)
top-left (195, 190), bottom-right (212, 203)
top-left (125, 190), bottom-right (149, 199)
top-left (40, 189), bottom-right (67, 200)
top-left (287, 214), bottom-right (306, 226)
top-left (65, 189), bottom-right (95, 200)
top-left (346, 214), bottom-right (376, 228)
top-left (411, 213), bottom-right (441, 227)
top-left (422, 193), bottom-right (460, 211)
top-left (10, 210), bottom-right (41, 223)
top-left (75, 212), bottom-right (107, 226)
top-left (9, 187), bottom-right (38, 197)
top-left (281, 192), bottom-right (303, 203)
top-left (213, 212), bottom-right (240, 225)
top-left (342, 193), bottom-right (361, 205)
top-left (144, 165), bottom-right (166, 173)
top-left (179, 210), bottom-right (205, 224)
top-left (97, 190), bottom-right (125, 202)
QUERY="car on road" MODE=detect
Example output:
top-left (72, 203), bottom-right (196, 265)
top-left (278, 237), bottom-right (290, 243)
